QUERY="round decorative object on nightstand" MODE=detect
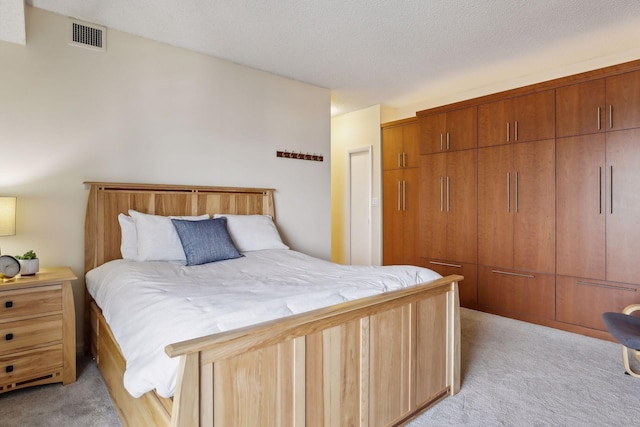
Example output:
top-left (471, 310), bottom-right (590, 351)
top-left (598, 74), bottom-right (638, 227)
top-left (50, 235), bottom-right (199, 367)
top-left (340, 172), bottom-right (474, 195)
top-left (0, 255), bottom-right (20, 279)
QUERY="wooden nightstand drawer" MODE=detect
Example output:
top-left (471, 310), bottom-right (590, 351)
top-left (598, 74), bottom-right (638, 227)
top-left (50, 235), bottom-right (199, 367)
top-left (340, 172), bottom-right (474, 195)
top-left (0, 345), bottom-right (63, 387)
top-left (0, 315), bottom-right (63, 356)
top-left (0, 285), bottom-right (62, 321)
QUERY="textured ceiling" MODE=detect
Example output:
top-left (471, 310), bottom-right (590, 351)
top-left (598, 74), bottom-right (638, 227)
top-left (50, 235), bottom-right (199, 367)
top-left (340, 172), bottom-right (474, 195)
top-left (20, 1), bottom-right (640, 115)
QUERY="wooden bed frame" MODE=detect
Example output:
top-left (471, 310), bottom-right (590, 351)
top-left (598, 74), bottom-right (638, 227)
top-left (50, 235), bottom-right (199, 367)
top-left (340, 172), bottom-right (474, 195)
top-left (84, 182), bottom-right (462, 427)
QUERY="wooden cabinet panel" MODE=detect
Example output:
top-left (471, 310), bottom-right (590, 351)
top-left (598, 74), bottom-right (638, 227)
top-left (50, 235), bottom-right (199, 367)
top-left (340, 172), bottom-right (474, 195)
top-left (382, 121), bottom-right (419, 170)
top-left (512, 90), bottom-right (556, 144)
top-left (419, 107), bottom-right (477, 154)
top-left (445, 150), bottom-right (477, 264)
top-left (556, 276), bottom-right (640, 331)
top-left (556, 134), bottom-right (606, 279)
top-left (605, 129), bottom-right (640, 284)
top-left (419, 150), bottom-right (477, 265)
top-left (606, 70), bottom-right (640, 131)
top-left (478, 145), bottom-right (513, 267)
top-left (383, 168), bottom-right (418, 266)
top-left (556, 79), bottom-right (606, 137)
top-left (418, 154), bottom-right (448, 261)
top-left (383, 169), bottom-right (405, 266)
top-left (420, 259), bottom-right (477, 307)
top-left (478, 141), bottom-right (554, 273)
top-left (478, 91), bottom-right (555, 147)
top-left (478, 266), bottom-right (555, 319)
top-left (382, 125), bottom-right (404, 171)
top-left (512, 140), bottom-right (555, 273)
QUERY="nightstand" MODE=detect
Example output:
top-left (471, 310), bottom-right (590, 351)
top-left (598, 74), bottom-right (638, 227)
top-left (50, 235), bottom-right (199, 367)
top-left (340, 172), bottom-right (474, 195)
top-left (0, 267), bottom-right (77, 393)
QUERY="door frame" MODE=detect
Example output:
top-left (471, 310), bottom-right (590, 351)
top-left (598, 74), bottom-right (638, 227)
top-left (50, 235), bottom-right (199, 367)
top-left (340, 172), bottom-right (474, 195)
top-left (346, 145), bottom-right (373, 265)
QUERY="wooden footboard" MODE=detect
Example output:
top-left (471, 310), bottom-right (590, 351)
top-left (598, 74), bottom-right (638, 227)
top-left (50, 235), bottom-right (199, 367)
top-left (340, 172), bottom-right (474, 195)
top-left (166, 274), bottom-right (461, 427)
top-left (90, 275), bottom-right (460, 427)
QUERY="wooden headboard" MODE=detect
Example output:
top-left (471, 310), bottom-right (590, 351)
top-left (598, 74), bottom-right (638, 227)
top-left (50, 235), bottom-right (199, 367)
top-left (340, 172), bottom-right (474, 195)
top-left (84, 182), bottom-right (276, 273)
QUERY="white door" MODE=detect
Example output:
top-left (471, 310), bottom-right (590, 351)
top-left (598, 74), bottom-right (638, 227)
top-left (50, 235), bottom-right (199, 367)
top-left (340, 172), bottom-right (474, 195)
top-left (348, 147), bottom-right (372, 265)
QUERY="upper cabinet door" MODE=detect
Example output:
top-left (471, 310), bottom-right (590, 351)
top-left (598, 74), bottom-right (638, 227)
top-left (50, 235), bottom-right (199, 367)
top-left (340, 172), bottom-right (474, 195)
top-left (419, 107), bottom-right (477, 154)
top-left (556, 79), bottom-right (606, 137)
top-left (606, 70), bottom-right (640, 132)
top-left (478, 91), bottom-right (555, 147)
top-left (382, 121), bottom-right (420, 170)
top-left (402, 121), bottom-right (420, 168)
top-left (382, 125), bottom-right (404, 171)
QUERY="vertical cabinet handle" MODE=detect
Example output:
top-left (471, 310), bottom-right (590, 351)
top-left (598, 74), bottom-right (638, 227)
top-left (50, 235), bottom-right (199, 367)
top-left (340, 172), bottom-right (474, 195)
top-left (402, 181), bottom-right (407, 211)
top-left (446, 176), bottom-right (451, 212)
top-left (402, 152), bottom-right (407, 168)
top-left (597, 107), bottom-right (601, 130)
top-left (440, 134), bottom-right (444, 151)
top-left (609, 105), bottom-right (613, 129)
top-left (610, 165), bottom-right (613, 214)
top-left (397, 181), bottom-right (401, 211)
top-left (598, 166), bottom-right (603, 214)
top-left (506, 172), bottom-right (511, 212)
top-left (440, 177), bottom-right (444, 212)
top-left (446, 132), bottom-right (450, 150)
top-left (397, 153), bottom-right (401, 168)
top-left (515, 121), bottom-right (519, 141)
top-left (515, 172), bottom-right (519, 213)
top-left (506, 122), bottom-right (510, 142)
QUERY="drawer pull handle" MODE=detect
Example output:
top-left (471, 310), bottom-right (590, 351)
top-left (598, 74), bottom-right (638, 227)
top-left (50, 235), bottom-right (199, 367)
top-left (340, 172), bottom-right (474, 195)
top-left (6, 365), bottom-right (13, 373)
top-left (576, 281), bottom-right (636, 292)
top-left (5, 333), bottom-right (13, 341)
top-left (491, 270), bottom-right (535, 279)
top-left (4, 301), bottom-right (12, 309)
top-left (429, 261), bottom-right (462, 268)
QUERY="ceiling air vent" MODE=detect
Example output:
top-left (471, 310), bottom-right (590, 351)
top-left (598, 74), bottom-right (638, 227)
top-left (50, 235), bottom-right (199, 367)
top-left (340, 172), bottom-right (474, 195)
top-left (68, 19), bottom-right (106, 52)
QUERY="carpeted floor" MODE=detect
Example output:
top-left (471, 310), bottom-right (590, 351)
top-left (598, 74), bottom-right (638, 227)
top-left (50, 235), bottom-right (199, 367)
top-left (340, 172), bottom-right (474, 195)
top-left (1, 308), bottom-right (639, 426)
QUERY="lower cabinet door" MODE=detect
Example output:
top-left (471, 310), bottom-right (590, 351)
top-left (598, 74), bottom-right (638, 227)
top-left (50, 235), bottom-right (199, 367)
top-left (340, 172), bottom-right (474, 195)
top-left (556, 275), bottom-right (640, 331)
top-left (420, 258), bottom-right (477, 308)
top-left (478, 266), bottom-right (555, 319)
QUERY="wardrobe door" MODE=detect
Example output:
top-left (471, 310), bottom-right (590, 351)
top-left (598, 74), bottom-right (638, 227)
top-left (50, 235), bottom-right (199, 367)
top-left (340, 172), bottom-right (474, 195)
top-left (511, 90), bottom-right (556, 144)
top-left (606, 128), bottom-right (640, 284)
top-left (383, 169), bottom-right (404, 265)
top-left (419, 113), bottom-right (447, 154)
top-left (478, 99), bottom-right (512, 148)
top-left (512, 139), bottom-right (555, 273)
top-left (445, 149), bottom-right (477, 264)
top-left (556, 79), bottom-right (606, 138)
top-left (402, 122), bottom-right (420, 168)
top-left (419, 154), bottom-right (447, 260)
top-left (478, 145), bottom-right (513, 268)
top-left (606, 70), bottom-right (640, 132)
top-left (382, 126), bottom-right (404, 171)
top-left (556, 134), bottom-right (606, 279)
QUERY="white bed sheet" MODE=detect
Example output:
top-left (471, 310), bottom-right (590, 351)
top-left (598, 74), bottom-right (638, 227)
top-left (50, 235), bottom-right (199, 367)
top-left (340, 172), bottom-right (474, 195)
top-left (86, 249), bottom-right (442, 398)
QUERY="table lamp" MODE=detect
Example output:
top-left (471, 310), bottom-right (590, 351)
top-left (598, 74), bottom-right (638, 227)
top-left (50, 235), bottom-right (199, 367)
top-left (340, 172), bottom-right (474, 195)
top-left (0, 197), bottom-right (17, 255)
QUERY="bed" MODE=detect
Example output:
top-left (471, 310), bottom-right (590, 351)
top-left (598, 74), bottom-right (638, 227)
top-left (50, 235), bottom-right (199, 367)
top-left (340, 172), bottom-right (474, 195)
top-left (84, 182), bottom-right (462, 427)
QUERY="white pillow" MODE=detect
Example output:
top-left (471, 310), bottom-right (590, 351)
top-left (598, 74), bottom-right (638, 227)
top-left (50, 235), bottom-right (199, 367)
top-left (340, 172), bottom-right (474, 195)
top-left (117, 214), bottom-right (139, 261)
top-left (213, 214), bottom-right (289, 252)
top-left (128, 210), bottom-right (209, 262)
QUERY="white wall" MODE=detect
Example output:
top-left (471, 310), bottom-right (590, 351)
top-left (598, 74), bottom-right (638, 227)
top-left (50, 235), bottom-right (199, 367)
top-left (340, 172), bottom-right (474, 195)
top-left (0, 7), bottom-right (331, 350)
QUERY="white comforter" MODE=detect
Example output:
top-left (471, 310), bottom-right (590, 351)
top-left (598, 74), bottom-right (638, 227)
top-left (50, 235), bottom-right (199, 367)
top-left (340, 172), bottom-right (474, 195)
top-left (85, 249), bottom-right (442, 398)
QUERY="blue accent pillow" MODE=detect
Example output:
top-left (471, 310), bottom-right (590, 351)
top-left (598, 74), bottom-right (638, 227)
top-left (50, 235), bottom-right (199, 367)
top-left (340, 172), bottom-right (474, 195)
top-left (171, 217), bottom-right (242, 266)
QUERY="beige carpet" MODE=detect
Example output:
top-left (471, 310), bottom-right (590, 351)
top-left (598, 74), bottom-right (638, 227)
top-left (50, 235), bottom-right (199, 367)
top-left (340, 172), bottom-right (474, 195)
top-left (1, 308), bottom-right (639, 426)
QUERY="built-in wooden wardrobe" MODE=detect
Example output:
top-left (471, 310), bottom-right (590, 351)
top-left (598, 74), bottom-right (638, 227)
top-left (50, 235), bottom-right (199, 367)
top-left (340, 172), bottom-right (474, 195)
top-left (382, 59), bottom-right (640, 340)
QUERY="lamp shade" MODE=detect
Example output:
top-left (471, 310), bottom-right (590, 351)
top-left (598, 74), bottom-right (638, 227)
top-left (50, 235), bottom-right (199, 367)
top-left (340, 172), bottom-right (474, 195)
top-left (0, 197), bottom-right (16, 237)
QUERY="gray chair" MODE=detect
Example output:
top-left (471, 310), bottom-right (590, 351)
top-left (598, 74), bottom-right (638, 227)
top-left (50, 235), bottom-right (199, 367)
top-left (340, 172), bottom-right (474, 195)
top-left (602, 304), bottom-right (640, 378)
